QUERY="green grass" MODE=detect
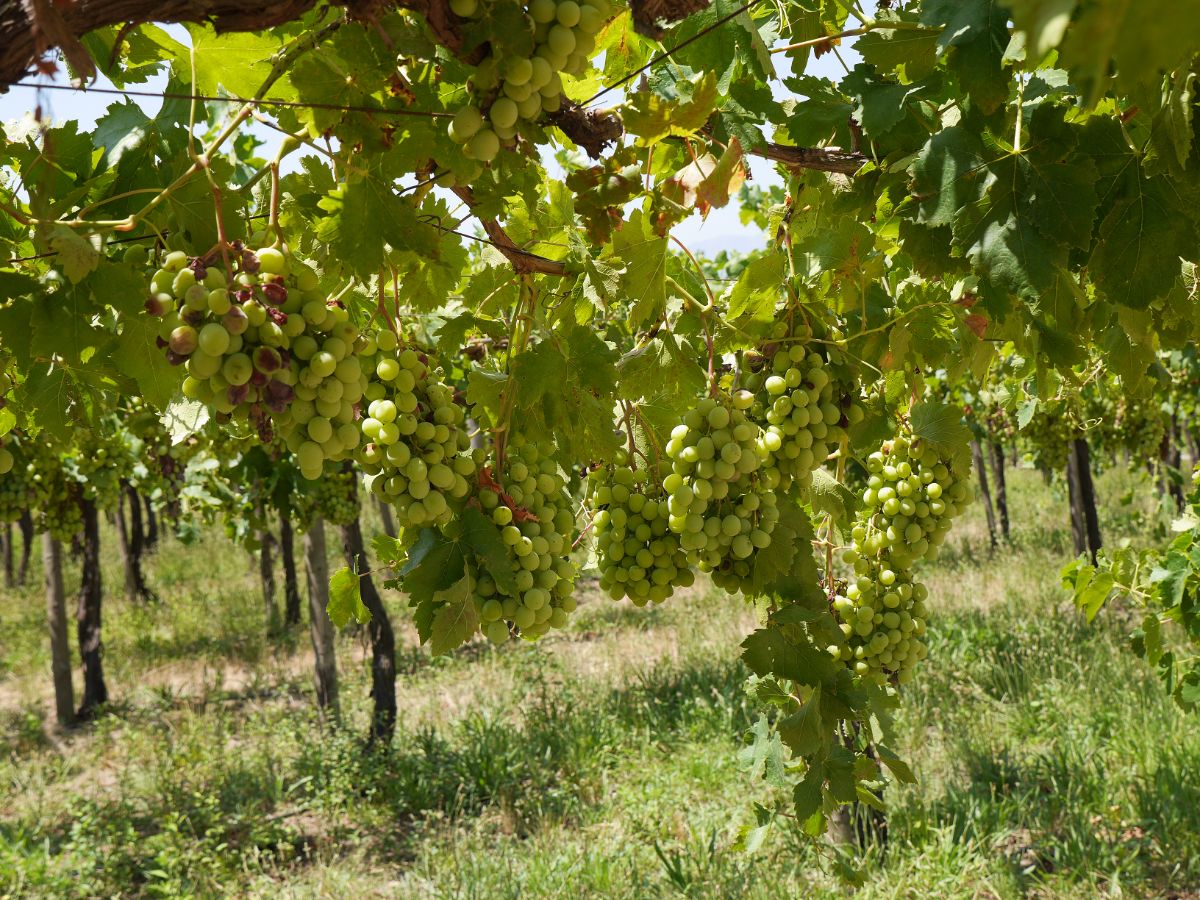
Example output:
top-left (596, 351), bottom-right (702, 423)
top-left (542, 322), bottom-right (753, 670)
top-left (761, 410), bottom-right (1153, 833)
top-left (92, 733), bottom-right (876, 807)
top-left (1, 465), bottom-right (1198, 898)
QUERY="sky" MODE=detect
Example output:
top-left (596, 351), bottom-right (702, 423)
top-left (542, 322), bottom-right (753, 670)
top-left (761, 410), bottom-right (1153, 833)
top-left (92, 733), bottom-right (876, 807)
top-left (0, 18), bottom-right (862, 255)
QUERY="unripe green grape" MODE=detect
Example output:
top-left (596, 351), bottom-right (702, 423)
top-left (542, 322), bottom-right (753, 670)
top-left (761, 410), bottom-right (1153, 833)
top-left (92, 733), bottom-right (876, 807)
top-left (505, 57), bottom-right (533, 86)
top-left (548, 24), bottom-right (576, 56)
top-left (530, 0), bottom-right (557, 20)
top-left (490, 97), bottom-right (519, 129)
top-left (557, 0), bottom-right (581, 25)
top-left (256, 247), bottom-right (286, 275)
top-left (198, 322), bottom-right (230, 357)
top-left (828, 431), bottom-right (971, 685)
top-left (469, 128), bottom-right (500, 162)
top-left (577, 3), bottom-right (604, 32)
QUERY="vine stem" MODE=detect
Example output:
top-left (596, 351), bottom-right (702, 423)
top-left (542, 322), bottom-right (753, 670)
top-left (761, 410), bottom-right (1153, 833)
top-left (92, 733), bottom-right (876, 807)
top-left (770, 20), bottom-right (938, 54)
top-left (0, 200), bottom-right (31, 226)
top-left (494, 276), bottom-right (537, 471)
top-left (826, 432), bottom-right (849, 598)
top-left (703, 312), bottom-right (717, 398)
top-left (370, 277), bottom-right (395, 335)
top-left (72, 188), bottom-right (164, 220)
top-left (670, 234), bottom-right (716, 307)
top-left (268, 163), bottom-right (283, 245)
top-left (208, 184), bottom-right (234, 278)
top-left (571, 514), bottom-right (598, 550)
top-left (631, 405), bottom-right (664, 474)
top-left (392, 267), bottom-right (403, 337)
top-left (620, 401), bottom-right (638, 469)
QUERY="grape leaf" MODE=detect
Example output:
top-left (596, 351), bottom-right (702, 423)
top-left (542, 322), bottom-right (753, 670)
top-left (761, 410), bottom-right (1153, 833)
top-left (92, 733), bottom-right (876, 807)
top-left (1057, 0), bottom-right (1200, 104)
top-left (372, 533), bottom-right (407, 567)
top-left (741, 617), bottom-right (842, 689)
top-left (1090, 176), bottom-right (1197, 309)
top-left (111, 315), bottom-right (180, 410)
top-left (725, 252), bottom-right (784, 327)
top-left (792, 762), bottom-right (825, 822)
top-left (461, 506), bottom-right (517, 596)
top-left (328, 566), bottom-right (371, 628)
top-left (778, 685), bottom-right (823, 757)
top-left (429, 574), bottom-right (479, 656)
top-left (808, 468), bottom-right (855, 528)
top-left (92, 101), bottom-right (154, 168)
top-left (909, 400), bottom-right (971, 466)
top-left (315, 177), bottom-right (440, 279)
top-left (1145, 69), bottom-right (1196, 178)
top-left (857, 16), bottom-right (941, 75)
top-left (738, 715), bottom-right (791, 791)
top-left (874, 744), bottom-right (916, 784)
top-left (824, 745), bottom-right (859, 803)
top-left (1017, 398), bottom-right (1038, 428)
top-left (20, 366), bottom-right (75, 436)
top-left (47, 226), bottom-right (100, 284)
top-left (400, 526), bottom-right (467, 605)
top-left (181, 26), bottom-right (284, 99)
top-left (912, 125), bottom-right (989, 230)
top-left (1005, 0), bottom-right (1075, 65)
top-left (610, 210), bottom-right (666, 329)
top-left (745, 497), bottom-right (824, 601)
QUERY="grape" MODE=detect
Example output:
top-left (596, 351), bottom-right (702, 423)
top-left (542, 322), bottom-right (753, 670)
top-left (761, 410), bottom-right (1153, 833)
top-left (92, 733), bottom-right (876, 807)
top-left (468, 129), bottom-right (500, 163)
top-left (355, 333), bottom-right (475, 529)
top-left (36, 461), bottom-right (85, 542)
top-left (1021, 402), bottom-right (1075, 472)
top-left (0, 437), bottom-right (37, 523)
top-left (117, 397), bottom-right (190, 521)
top-left (198, 322), bottom-right (231, 356)
top-left (739, 322), bottom-right (862, 493)
top-left (492, 97), bottom-right (520, 130)
top-left (442, 434), bottom-right (578, 646)
top-left (443, 0), bottom-right (614, 172)
top-left (829, 433), bottom-right (972, 686)
top-left (585, 453), bottom-right (695, 606)
top-left (662, 394), bottom-right (781, 592)
top-left (294, 462), bottom-right (360, 527)
top-left (146, 244), bottom-right (373, 474)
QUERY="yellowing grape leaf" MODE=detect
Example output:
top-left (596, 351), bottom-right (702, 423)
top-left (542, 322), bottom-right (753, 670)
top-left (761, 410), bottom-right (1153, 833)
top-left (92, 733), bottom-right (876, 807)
top-left (623, 71), bottom-right (718, 145)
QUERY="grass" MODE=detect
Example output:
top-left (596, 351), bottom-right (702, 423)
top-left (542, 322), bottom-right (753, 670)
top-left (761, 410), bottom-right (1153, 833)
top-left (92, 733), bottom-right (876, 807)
top-left (1, 464), bottom-right (1198, 898)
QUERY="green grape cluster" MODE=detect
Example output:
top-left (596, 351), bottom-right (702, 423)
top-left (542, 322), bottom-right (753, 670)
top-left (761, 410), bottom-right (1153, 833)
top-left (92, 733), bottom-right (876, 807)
top-left (470, 435), bottom-right (577, 644)
top-left (1112, 398), bottom-right (1166, 463)
top-left (662, 395), bottom-right (781, 581)
top-left (274, 319), bottom-right (372, 482)
top-left (741, 327), bottom-right (862, 491)
top-left (146, 244), bottom-right (370, 477)
top-left (294, 463), bottom-right (360, 528)
top-left (445, 0), bottom-right (613, 165)
top-left (30, 455), bottom-right (84, 542)
top-left (357, 331), bottom-right (475, 528)
top-left (61, 432), bottom-right (129, 509)
top-left (585, 453), bottom-right (694, 606)
top-left (0, 437), bottom-right (35, 522)
top-left (831, 435), bottom-right (971, 686)
top-left (125, 403), bottom-right (189, 514)
top-left (1022, 404), bottom-right (1076, 472)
